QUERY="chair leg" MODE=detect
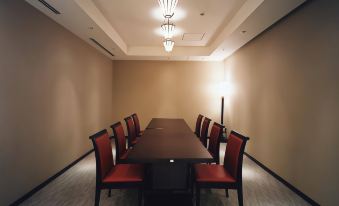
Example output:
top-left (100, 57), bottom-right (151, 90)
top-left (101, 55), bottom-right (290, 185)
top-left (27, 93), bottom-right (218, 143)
top-left (138, 188), bottom-right (143, 206)
top-left (108, 189), bottom-right (111, 197)
top-left (191, 183), bottom-right (194, 197)
top-left (196, 186), bottom-right (200, 206)
top-left (237, 186), bottom-right (243, 206)
top-left (95, 188), bottom-right (101, 206)
top-left (225, 189), bottom-right (230, 198)
top-left (189, 164), bottom-right (194, 196)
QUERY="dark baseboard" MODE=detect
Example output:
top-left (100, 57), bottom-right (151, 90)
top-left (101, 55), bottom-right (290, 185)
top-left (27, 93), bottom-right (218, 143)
top-left (244, 152), bottom-right (320, 206)
top-left (10, 149), bottom-right (94, 206)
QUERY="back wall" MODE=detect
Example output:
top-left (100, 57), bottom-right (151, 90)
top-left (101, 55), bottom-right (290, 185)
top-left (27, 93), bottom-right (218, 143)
top-left (112, 60), bottom-right (224, 131)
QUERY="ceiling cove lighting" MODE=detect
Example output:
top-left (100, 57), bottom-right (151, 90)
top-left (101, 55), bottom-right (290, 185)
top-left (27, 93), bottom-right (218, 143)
top-left (163, 39), bottom-right (174, 52)
top-left (161, 19), bottom-right (175, 39)
top-left (158, 0), bottom-right (178, 18)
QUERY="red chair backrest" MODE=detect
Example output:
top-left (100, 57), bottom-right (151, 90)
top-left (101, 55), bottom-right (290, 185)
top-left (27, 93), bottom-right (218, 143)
top-left (208, 122), bottom-right (222, 162)
top-left (111, 122), bottom-right (127, 159)
top-left (200, 117), bottom-right (211, 147)
top-left (132, 113), bottom-right (141, 135)
top-left (195, 114), bottom-right (203, 137)
top-left (224, 131), bottom-right (249, 180)
top-left (89, 130), bottom-right (114, 181)
top-left (125, 116), bottom-right (137, 144)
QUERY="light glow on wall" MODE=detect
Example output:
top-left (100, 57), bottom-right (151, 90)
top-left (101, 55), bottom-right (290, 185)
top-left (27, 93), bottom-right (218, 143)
top-left (218, 81), bottom-right (234, 97)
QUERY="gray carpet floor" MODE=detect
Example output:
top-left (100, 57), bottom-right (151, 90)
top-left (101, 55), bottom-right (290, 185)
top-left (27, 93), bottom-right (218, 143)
top-left (20, 143), bottom-right (310, 206)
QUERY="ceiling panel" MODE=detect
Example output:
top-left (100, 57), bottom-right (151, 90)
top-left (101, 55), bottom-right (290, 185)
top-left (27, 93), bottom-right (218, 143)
top-left (26, 0), bottom-right (306, 61)
top-left (92, 0), bottom-right (247, 46)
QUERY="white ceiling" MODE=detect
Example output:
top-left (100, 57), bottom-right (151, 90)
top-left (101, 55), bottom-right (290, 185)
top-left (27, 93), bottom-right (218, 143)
top-left (26, 0), bottom-right (306, 61)
top-left (92, 0), bottom-right (247, 47)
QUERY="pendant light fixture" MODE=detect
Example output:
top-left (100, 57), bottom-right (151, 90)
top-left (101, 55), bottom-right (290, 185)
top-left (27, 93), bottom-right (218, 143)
top-left (158, 0), bottom-right (178, 53)
top-left (161, 19), bottom-right (175, 39)
top-left (163, 39), bottom-right (174, 52)
top-left (158, 0), bottom-right (178, 18)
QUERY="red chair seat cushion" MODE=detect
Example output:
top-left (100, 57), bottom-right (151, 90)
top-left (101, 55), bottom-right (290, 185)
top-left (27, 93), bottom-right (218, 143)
top-left (208, 150), bottom-right (215, 159)
top-left (103, 164), bottom-right (144, 183)
top-left (120, 149), bottom-right (131, 159)
top-left (194, 164), bottom-right (236, 183)
top-left (131, 139), bottom-right (138, 146)
top-left (138, 130), bottom-right (144, 137)
top-left (131, 137), bottom-right (141, 146)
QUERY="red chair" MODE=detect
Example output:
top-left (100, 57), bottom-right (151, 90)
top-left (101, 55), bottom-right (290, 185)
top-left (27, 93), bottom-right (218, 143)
top-left (111, 122), bottom-right (130, 164)
top-left (132, 113), bottom-right (144, 137)
top-left (89, 129), bottom-right (144, 206)
top-left (195, 114), bottom-right (204, 138)
top-left (124, 116), bottom-right (138, 148)
top-left (194, 131), bottom-right (249, 206)
top-left (200, 117), bottom-right (211, 147)
top-left (207, 122), bottom-right (223, 164)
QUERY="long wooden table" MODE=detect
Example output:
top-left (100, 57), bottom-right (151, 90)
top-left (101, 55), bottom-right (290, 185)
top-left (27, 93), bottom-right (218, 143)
top-left (125, 118), bottom-right (213, 191)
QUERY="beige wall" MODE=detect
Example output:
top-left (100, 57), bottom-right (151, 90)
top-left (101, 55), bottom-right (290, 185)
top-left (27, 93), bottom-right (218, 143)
top-left (1, 0), bottom-right (338, 205)
top-left (224, 0), bottom-right (339, 205)
top-left (112, 60), bottom-right (225, 130)
top-left (0, 1), bottom-right (113, 205)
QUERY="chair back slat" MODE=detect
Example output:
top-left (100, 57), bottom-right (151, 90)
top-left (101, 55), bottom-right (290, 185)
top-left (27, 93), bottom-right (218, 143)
top-left (125, 116), bottom-right (137, 147)
top-left (200, 117), bottom-right (211, 147)
top-left (89, 130), bottom-right (114, 182)
top-left (111, 122), bottom-right (127, 161)
top-left (195, 114), bottom-right (204, 137)
top-left (208, 122), bottom-right (223, 164)
top-left (224, 131), bottom-right (249, 180)
top-left (132, 113), bottom-right (141, 136)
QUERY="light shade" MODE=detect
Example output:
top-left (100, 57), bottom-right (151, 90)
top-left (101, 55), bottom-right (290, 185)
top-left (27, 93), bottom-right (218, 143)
top-left (158, 0), bottom-right (178, 18)
top-left (218, 81), bottom-right (234, 96)
top-left (163, 39), bottom-right (174, 52)
top-left (161, 20), bottom-right (175, 39)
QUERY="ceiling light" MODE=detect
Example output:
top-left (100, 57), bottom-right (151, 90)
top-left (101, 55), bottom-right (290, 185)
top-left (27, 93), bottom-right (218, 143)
top-left (163, 39), bottom-right (174, 52)
top-left (158, 0), bottom-right (178, 18)
top-left (161, 19), bottom-right (175, 39)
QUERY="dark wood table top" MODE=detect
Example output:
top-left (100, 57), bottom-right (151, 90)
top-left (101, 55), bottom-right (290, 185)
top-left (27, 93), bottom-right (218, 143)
top-left (125, 118), bottom-right (213, 163)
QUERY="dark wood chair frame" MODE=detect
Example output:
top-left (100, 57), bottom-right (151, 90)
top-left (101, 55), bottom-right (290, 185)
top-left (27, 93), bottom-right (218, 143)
top-left (195, 131), bottom-right (250, 206)
top-left (124, 116), bottom-right (137, 148)
top-left (208, 122), bottom-right (224, 164)
top-left (89, 129), bottom-right (144, 206)
top-left (200, 117), bottom-right (211, 147)
top-left (195, 114), bottom-right (204, 138)
top-left (110, 122), bottom-right (128, 164)
top-left (132, 113), bottom-right (143, 137)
